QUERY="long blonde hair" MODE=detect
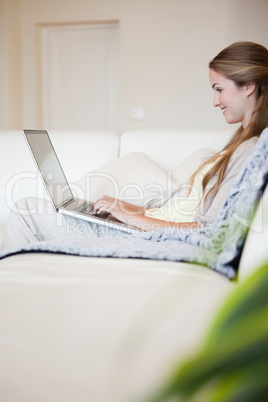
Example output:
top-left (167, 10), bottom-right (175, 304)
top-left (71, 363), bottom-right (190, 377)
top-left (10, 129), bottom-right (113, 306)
top-left (190, 41), bottom-right (268, 202)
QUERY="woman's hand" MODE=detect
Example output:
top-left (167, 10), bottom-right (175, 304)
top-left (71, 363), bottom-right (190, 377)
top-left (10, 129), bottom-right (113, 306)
top-left (93, 195), bottom-right (145, 223)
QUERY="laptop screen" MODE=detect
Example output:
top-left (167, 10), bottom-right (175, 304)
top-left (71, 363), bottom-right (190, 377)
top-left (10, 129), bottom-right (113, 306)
top-left (23, 130), bottom-right (74, 209)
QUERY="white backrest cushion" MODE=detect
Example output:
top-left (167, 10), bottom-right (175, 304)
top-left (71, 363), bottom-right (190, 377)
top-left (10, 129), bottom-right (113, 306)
top-left (73, 152), bottom-right (178, 206)
top-left (0, 131), bottom-right (120, 223)
top-left (120, 129), bottom-right (234, 170)
top-left (48, 131), bottom-right (120, 181)
top-left (171, 148), bottom-right (216, 185)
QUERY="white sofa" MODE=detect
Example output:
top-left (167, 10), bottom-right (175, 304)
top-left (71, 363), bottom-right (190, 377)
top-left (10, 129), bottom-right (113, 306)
top-left (0, 129), bottom-right (267, 402)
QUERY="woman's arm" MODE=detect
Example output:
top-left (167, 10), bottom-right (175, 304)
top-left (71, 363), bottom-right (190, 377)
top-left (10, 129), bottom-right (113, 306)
top-left (93, 195), bottom-right (200, 232)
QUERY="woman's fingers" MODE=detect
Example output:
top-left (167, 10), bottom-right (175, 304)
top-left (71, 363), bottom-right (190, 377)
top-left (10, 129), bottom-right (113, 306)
top-left (93, 196), bottom-right (117, 214)
top-left (93, 196), bottom-right (142, 217)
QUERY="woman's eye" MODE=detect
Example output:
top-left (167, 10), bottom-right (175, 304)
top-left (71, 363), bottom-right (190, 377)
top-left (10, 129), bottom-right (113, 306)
top-left (216, 88), bottom-right (222, 93)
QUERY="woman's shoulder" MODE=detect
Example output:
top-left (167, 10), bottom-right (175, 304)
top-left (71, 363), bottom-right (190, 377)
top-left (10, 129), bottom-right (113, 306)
top-left (234, 136), bottom-right (259, 155)
top-left (227, 136), bottom-right (259, 171)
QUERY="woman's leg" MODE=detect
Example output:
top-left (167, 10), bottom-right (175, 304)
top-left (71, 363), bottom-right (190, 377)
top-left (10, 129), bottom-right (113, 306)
top-left (0, 197), bottom-right (123, 252)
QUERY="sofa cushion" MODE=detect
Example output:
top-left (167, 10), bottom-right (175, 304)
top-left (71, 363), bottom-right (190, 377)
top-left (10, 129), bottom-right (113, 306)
top-left (73, 152), bottom-right (178, 206)
top-left (0, 253), bottom-right (231, 402)
top-left (171, 148), bottom-right (215, 185)
top-left (120, 129), bottom-right (233, 170)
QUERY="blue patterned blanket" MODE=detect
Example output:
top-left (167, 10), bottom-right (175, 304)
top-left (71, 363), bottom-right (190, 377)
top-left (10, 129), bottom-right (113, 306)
top-left (1, 128), bottom-right (268, 279)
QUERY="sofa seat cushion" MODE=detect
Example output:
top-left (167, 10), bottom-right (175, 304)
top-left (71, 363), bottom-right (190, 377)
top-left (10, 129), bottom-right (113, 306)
top-left (0, 253), bottom-right (232, 402)
top-left (0, 252), bottom-right (231, 282)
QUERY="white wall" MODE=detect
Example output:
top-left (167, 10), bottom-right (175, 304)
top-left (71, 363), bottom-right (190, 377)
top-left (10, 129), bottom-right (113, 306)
top-left (1, 0), bottom-right (268, 131)
top-left (0, 0), bottom-right (22, 129)
top-left (0, 0), bottom-right (8, 128)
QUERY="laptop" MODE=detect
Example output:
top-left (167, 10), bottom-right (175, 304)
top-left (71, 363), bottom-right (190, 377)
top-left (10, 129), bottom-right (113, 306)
top-left (23, 129), bottom-right (143, 233)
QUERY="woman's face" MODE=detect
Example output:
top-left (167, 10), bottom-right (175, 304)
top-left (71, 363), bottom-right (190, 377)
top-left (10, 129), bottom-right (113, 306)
top-left (209, 69), bottom-right (256, 129)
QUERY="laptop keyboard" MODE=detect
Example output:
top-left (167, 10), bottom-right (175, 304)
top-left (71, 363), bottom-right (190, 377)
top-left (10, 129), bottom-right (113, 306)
top-left (74, 201), bottom-right (94, 214)
top-left (74, 201), bottom-right (110, 219)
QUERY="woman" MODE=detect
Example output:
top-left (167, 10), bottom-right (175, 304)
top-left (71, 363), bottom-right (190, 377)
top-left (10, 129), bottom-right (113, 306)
top-left (1, 41), bottom-right (268, 251)
top-left (94, 41), bottom-right (268, 228)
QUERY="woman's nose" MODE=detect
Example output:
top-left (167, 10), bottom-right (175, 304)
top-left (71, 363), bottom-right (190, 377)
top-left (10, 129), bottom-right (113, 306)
top-left (213, 94), bottom-right (220, 107)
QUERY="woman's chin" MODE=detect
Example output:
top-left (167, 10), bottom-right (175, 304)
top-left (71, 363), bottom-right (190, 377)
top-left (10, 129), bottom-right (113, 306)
top-left (224, 116), bottom-right (239, 125)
